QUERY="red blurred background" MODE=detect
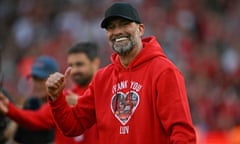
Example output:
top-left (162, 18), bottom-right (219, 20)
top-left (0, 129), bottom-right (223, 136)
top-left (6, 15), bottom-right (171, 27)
top-left (0, 0), bottom-right (240, 143)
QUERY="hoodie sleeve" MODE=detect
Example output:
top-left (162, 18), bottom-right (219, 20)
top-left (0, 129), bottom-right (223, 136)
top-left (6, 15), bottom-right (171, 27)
top-left (7, 103), bottom-right (55, 130)
top-left (50, 85), bottom-right (96, 137)
top-left (156, 68), bottom-right (196, 143)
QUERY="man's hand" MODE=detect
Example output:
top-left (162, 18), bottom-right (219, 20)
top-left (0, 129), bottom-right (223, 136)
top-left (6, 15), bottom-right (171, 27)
top-left (0, 92), bottom-right (10, 114)
top-left (46, 67), bottom-right (72, 101)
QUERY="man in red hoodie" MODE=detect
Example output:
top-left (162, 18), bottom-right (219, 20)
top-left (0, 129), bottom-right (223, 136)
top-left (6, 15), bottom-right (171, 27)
top-left (0, 42), bottom-right (100, 144)
top-left (46, 2), bottom-right (197, 144)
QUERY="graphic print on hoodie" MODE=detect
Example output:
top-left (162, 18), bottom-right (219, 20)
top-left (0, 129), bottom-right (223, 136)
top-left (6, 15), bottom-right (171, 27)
top-left (111, 81), bottom-right (141, 126)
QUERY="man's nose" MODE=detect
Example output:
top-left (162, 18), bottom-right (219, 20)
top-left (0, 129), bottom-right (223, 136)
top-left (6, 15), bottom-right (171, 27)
top-left (111, 26), bottom-right (123, 35)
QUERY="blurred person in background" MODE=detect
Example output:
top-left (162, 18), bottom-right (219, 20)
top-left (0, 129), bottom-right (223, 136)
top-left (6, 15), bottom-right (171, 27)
top-left (7, 56), bottom-right (57, 144)
top-left (61, 42), bottom-right (100, 144)
top-left (0, 44), bottom-right (100, 144)
top-left (46, 2), bottom-right (196, 144)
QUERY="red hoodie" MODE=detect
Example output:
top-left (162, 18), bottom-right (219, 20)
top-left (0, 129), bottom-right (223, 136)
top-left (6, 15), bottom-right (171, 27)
top-left (7, 85), bottom-right (97, 144)
top-left (50, 36), bottom-right (196, 144)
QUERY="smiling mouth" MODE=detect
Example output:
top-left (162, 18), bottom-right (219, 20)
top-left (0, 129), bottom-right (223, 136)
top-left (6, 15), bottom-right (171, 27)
top-left (115, 37), bottom-right (128, 42)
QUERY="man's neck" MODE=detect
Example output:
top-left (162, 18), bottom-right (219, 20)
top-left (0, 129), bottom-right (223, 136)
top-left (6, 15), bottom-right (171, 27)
top-left (119, 43), bottom-right (143, 68)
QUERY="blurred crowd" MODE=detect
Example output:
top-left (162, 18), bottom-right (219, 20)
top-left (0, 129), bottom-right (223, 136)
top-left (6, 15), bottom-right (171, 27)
top-left (1, 0), bottom-right (240, 143)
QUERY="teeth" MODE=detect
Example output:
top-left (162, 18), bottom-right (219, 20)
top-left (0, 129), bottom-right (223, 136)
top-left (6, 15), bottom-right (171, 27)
top-left (115, 37), bottom-right (127, 42)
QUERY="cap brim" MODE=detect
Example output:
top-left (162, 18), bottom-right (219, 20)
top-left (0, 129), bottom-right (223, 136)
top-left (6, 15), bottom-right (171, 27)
top-left (31, 70), bottom-right (48, 79)
top-left (101, 15), bottom-right (139, 28)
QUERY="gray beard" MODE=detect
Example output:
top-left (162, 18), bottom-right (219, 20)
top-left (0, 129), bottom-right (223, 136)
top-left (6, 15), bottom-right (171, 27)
top-left (112, 40), bottom-right (134, 56)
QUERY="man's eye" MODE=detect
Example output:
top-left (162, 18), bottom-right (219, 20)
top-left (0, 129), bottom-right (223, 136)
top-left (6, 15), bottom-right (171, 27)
top-left (68, 62), bottom-right (83, 67)
top-left (107, 25), bottom-right (114, 30)
top-left (76, 62), bottom-right (83, 66)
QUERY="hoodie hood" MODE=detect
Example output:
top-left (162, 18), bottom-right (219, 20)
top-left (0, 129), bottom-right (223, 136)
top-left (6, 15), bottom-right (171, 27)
top-left (111, 36), bottom-right (166, 71)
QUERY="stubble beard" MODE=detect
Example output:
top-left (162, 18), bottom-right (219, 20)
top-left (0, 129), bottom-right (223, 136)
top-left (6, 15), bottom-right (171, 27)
top-left (72, 73), bottom-right (93, 87)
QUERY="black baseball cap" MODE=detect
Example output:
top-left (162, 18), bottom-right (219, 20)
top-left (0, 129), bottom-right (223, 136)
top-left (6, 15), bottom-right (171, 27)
top-left (101, 2), bottom-right (141, 28)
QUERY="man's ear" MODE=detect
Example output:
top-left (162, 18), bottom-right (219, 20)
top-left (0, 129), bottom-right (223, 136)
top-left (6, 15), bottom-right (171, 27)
top-left (138, 24), bottom-right (144, 37)
top-left (93, 58), bottom-right (100, 71)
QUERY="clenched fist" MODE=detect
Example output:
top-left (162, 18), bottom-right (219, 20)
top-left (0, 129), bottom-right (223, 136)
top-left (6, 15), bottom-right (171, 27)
top-left (46, 67), bottom-right (72, 101)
